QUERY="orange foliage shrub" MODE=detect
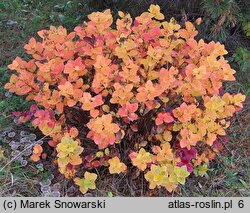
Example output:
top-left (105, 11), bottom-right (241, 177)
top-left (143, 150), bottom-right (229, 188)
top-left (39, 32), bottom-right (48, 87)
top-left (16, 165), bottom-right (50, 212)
top-left (5, 5), bottom-right (245, 194)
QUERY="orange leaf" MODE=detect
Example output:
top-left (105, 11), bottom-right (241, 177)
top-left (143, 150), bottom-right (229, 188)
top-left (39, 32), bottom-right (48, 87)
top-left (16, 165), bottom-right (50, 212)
top-left (70, 156), bottom-right (82, 166)
top-left (33, 144), bottom-right (43, 155)
top-left (30, 154), bottom-right (40, 162)
top-left (70, 127), bottom-right (79, 138)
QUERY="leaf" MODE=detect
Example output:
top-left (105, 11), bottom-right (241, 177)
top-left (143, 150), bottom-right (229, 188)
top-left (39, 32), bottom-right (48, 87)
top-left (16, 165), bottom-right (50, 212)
top-left (108, 156), bottom-right (127, 174)
top-left (74, 172), bottom-right (97, 194)
top-left (102, 105), bottom-right (110, 113)
top-left (155, 112), bottom-right (174, 125)
top-left (80, 93), bottom-right (103, 111)
top-left (195, 17), bottom-right (202, 25)
top-left (33, 144), bottom-right (43, 155)
top-left (162, 130), bottom-right (172, 142)
top-left (194, 164), bottom-right (208, 177)
top-left (91, 160), bottom-right (101, 168)
top-left (130, 124), bottom-right (138, 132)
top-left (104, 148), bottom-right (110, 156)
top-left (87, 114), bottom-right (120, 149)
top-left (30, 154), bottom-right (41, 162)
top-left (129, 148), bottom-right (152, 171)
top-left (145, 164), bottom-right (169, 189)
top-left (174, 166), bottom-right (190, 184)
top-left (110, 83), bottom-right (134, 105)
top-left (173, 103), bottom-right (197, 123)
top-left (156, 142), bottom-right (174, 162)
top-left (58, 82), bottom-right (74, 96)
top-left (96, 151), bottom-right (104, 158)
top-left (57, 137), bottom-right (84, 175)
top-left (87, 9), bottom-right (113, 32)
top-left (70, 127), bottom-right (79, 138)
top-left (30, 144), bottom-right (43, 162)
top-left (0, 149), bottom-right (4, 160)
top-left (70, 156), bottom-right (82, 166)
top-left (232, 94), bottom-right (246, 108)
top-left (179, 21), bottom-right (198, 40)
top-left (148, 4), bottom-right (164, 20)
top-left (107, 191), bottom-right (113, 197)
top-left (239, 179), bottom-right (247, 187)
top-left (136, 81), bottom-right (162, 102)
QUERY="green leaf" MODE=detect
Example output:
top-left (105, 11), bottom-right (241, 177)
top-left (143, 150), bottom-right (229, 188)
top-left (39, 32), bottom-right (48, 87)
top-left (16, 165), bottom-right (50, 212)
top-left (239, 179), bottom-right (247, 187)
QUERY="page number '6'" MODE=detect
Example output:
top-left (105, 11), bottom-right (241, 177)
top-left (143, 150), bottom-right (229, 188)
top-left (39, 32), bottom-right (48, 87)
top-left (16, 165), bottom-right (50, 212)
top-left (238, 200), bottom-right (244, 208)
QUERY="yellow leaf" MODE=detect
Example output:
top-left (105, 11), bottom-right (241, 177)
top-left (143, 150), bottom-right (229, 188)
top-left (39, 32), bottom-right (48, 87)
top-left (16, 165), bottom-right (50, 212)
top-left (148, 4), bottom-right (164, 20)
top-left (173, 123), bottom-right (182, 131)
top-left (0, 149), bottom-right (4, 160)
top-left (108, 156), bottom-right (127, 174)
top-left (74, 172), bottom-right (97, 194)
top-left (130, 148), bottom-right (152, 171)
top-left (163, 130), bottom-right (172, 142)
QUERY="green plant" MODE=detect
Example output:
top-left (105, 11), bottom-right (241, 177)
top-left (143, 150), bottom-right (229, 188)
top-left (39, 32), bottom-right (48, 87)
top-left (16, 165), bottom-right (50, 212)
top-left (201, 0), bottom-right (241, 42)
top-left (233, 47), bottom-right (250, 73)
top-left (243, 21), bottom-right (250, 37)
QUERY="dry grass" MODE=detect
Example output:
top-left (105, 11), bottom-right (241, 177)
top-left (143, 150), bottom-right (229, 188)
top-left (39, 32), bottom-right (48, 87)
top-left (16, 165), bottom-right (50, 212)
top-left (0, 164), bottom-right (40, 197)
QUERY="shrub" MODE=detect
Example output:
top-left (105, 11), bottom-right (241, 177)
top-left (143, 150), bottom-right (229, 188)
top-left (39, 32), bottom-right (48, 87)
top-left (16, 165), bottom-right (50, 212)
top-left (4, 4), bottom-right (245, 194)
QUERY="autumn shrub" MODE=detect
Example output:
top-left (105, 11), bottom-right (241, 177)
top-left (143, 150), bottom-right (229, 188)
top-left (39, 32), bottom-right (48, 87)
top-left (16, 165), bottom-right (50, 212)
top-left (4, 5), bottom-right (246, 194)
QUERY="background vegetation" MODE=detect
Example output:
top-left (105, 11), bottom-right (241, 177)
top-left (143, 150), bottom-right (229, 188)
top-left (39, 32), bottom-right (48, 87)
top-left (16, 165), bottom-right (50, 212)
top-left (0, 0), bottom-right (249, 196)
